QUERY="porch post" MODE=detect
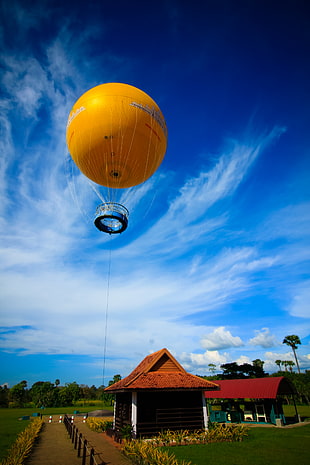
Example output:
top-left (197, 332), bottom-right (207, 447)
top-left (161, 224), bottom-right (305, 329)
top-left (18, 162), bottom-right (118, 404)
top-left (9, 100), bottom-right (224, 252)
top-left (131, 391), bottom-right (138, 438)
top-left (113, 395), bottom-right (117, 429)
top-left (202, 392), bottom-right (209, 430)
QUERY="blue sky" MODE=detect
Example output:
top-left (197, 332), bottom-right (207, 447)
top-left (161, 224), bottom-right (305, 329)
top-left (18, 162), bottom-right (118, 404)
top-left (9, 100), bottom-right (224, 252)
top-left (1, 0), bottom-right (309, 388)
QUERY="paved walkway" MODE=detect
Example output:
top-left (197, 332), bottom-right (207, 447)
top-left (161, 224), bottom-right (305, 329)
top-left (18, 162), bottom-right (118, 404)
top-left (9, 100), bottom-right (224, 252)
top-left (27, 417), bottom-right (131, 465)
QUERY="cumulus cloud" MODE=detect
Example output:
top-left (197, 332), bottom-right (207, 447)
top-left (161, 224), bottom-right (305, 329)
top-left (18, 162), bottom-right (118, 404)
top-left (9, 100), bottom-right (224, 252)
top-left (200, 327), bottom-right (244, 350)
top-left (248, 328), bottom-right (278, 348)
top-left (179, 350), bottom-right (228, 374)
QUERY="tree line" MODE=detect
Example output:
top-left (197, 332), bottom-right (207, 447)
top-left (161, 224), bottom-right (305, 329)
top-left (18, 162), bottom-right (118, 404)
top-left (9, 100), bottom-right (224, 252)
top-left (0, 375), bottom-right (121, 409)
top-left (1, 335), bottom-right (307, 407)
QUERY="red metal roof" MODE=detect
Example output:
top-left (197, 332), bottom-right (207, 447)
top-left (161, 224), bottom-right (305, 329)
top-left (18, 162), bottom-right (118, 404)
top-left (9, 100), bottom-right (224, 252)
top-left (105, 348), bottom-right (218, 392)
top-left (204, 377), bottom-right (296, 399)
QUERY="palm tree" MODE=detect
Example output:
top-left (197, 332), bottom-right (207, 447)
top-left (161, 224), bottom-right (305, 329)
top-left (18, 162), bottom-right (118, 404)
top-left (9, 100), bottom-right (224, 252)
top-left (275, 359), bottom-right (282, 371)
top-left (283, 335), bottom-right (301, 373)
top-left (282, 360), bottom-right (289, 372)
top-left (286, 361), bottom-right (295, 373)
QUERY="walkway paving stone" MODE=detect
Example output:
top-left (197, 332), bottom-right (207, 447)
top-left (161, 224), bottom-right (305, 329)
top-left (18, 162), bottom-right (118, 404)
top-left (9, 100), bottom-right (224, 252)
top-left (27, 421), bottom-right (82, 465)
top-left (27, 416), bottom-right (132, 465)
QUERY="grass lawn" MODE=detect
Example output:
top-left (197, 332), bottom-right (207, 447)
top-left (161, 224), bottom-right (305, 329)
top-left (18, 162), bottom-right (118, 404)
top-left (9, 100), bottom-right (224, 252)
top-left (0, 403), bottom-right (113, 461)
top-left (164, 424), bottom-right (310, 465)
top-left (283, 404), bottom-right (310, 420)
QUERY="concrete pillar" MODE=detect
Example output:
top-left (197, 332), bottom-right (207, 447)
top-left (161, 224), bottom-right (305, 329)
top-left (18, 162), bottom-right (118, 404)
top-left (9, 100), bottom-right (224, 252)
top-left (131, 391), bottom-right (137, 438)
top-left (202, 392), bottom-right (209, 429)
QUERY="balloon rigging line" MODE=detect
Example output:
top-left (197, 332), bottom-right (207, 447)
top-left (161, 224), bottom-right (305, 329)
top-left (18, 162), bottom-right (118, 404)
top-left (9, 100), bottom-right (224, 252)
top-left (64, 153), bottom-right (92, 222)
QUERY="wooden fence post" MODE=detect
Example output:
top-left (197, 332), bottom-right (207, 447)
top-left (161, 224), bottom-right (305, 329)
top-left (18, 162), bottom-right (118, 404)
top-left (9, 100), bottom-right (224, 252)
top-left (72, 425), bottom-right (76, 443)
top-left (74, 427), bottom-right (79, 449)
top-left (77, 433), bottom-right (82, 457)
top-left (82, 438), bottom-right (87, 465)
top-left (90, 447), bottom-right (95, 465)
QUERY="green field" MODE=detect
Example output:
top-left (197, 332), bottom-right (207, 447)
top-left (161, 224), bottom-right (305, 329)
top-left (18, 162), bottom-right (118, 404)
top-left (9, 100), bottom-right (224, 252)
top-left (0, 402), bottom-right (113, 461)
top-left (164, 424), bottom-right (310, 465)
top-left (0, 404), bottom-right (309, 463)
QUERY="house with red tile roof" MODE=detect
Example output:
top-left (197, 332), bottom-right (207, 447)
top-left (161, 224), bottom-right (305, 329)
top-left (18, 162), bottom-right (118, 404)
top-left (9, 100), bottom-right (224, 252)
top-left (105, 348), bottom-right (219, 437)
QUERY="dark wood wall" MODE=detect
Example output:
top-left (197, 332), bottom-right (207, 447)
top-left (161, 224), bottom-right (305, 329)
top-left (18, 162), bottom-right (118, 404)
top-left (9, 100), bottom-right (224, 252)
top-left (115, 390), bottom-right (205, 437)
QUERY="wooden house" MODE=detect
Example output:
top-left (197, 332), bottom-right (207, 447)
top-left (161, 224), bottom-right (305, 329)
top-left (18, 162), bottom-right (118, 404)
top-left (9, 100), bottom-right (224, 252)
top-left (105, 348), bottom-right (219, 437)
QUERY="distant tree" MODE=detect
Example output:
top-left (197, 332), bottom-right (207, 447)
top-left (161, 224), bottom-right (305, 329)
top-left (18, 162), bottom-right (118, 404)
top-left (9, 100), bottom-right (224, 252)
top-left (275, 360), bottom-right (282, 371)
top-left (109, 374), bottom-right (122, 385)
top-left (30, 381), bottom-right (56, 407)
top-left (283, 335), bottom-right (301, 373)
top-left (55, 379), bottom-right (60, 387)
top-left (208, 363), bottom-right (217, 373)
top-left (252, 359), bottom-right (265, 376)
top-left (64, 382), bottom-right (81, 404)
top-left (57, 382), bottom-right (81, 406)
top-left (220, 361), bottom-right (266, 379)
top-left (287, 361), bottom-right (295, 373)
top-left (282, 360), bottom-right (289, 372)
top-left (9, 381), bottom-right (28, 407)
top-left (0, 385), bottom-right (9, 407)
top-left (89, 385), bottom-right (98, 399)
top-left (252, 359), bottom-right (264, 369)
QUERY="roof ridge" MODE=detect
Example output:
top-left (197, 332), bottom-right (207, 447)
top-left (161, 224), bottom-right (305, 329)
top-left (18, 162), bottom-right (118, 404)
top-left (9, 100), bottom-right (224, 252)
top-left (145, 348), bottom-right (186, 373)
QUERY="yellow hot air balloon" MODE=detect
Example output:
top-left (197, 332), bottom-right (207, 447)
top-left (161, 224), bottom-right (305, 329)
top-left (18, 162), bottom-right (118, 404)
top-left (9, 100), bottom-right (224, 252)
top-left (66, 83), bottom-right (167, 234)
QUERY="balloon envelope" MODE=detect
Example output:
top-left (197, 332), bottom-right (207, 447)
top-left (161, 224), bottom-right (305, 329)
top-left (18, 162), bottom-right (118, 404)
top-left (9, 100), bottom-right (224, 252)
top-left (66, 83), bottom-right (167, 188)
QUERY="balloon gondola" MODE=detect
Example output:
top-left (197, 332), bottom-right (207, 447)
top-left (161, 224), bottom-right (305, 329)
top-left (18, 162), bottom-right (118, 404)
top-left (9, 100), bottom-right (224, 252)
top-left (66, 83), bottom-right (167, 233)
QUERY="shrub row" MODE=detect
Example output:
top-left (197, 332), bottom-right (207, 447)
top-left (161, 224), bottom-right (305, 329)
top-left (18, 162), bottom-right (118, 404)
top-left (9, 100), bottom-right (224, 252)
top-left (0, 417), bottom-right (43, 465)
top-left (122, 424), bottom-right (248, 465)
top-left (123, 440), bottom-right (191, 465)
top-left (147, 423), bottom-right (248, 446)
top-left (86, 416), bottom-right (114, 432)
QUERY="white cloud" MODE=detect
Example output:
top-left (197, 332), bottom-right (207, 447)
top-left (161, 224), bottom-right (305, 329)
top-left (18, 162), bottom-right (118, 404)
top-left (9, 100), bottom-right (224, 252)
top-left (200, 327), bottom-right (244, 350)
top-left (179, 350), bottom-right (228, 374)
top-left (122, 129), bottom-right (286, 259)
top-left (248, 328), bottom-right (278, 348)
top-left (287, 281), bottom-right (310, 318)
top-left (263, 350), bottom-right (310, 372)
top-left (259, 203), bottom-right (310, 242)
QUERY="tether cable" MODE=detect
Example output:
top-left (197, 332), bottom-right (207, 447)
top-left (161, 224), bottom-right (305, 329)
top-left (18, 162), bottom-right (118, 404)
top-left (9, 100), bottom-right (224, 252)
top-left (102, 237), bottom-right (112, 392)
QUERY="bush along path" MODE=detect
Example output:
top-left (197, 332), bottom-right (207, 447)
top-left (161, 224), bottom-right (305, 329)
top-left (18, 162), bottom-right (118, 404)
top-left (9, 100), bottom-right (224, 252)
top-left (0, 418), bottom-right (43, 465)
top-left (26, 415), bottom-right (132, 465)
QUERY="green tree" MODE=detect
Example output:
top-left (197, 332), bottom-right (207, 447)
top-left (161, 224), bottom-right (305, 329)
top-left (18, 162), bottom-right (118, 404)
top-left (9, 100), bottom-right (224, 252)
top-left (0, 385), bottom-right (9, 407)
top-left (283, 335), bottom-right (301, 373)
top-left (61, 382), bottom-right (81, 405)
top-left (221, 361), bottom-right (266, 379)
top-left (208, 363), bottom-right (217, 373)
top-left (286, 361), bottom-right (295, 373)
top-left (9, 380), bottom-right (28, 407)
top-left (275, 359), bottom-right (282, 371)
top-left (282, 360), bottom-right (289, 372)
top-left (110, 374), bottom-right (122, 385)
top-left (30, 381), bottom-right (56, 407)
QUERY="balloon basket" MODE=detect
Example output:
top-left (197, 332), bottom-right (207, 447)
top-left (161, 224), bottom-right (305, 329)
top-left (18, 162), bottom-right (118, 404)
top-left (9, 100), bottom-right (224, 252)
top-left (94, 203), bottom-right (129, 234)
